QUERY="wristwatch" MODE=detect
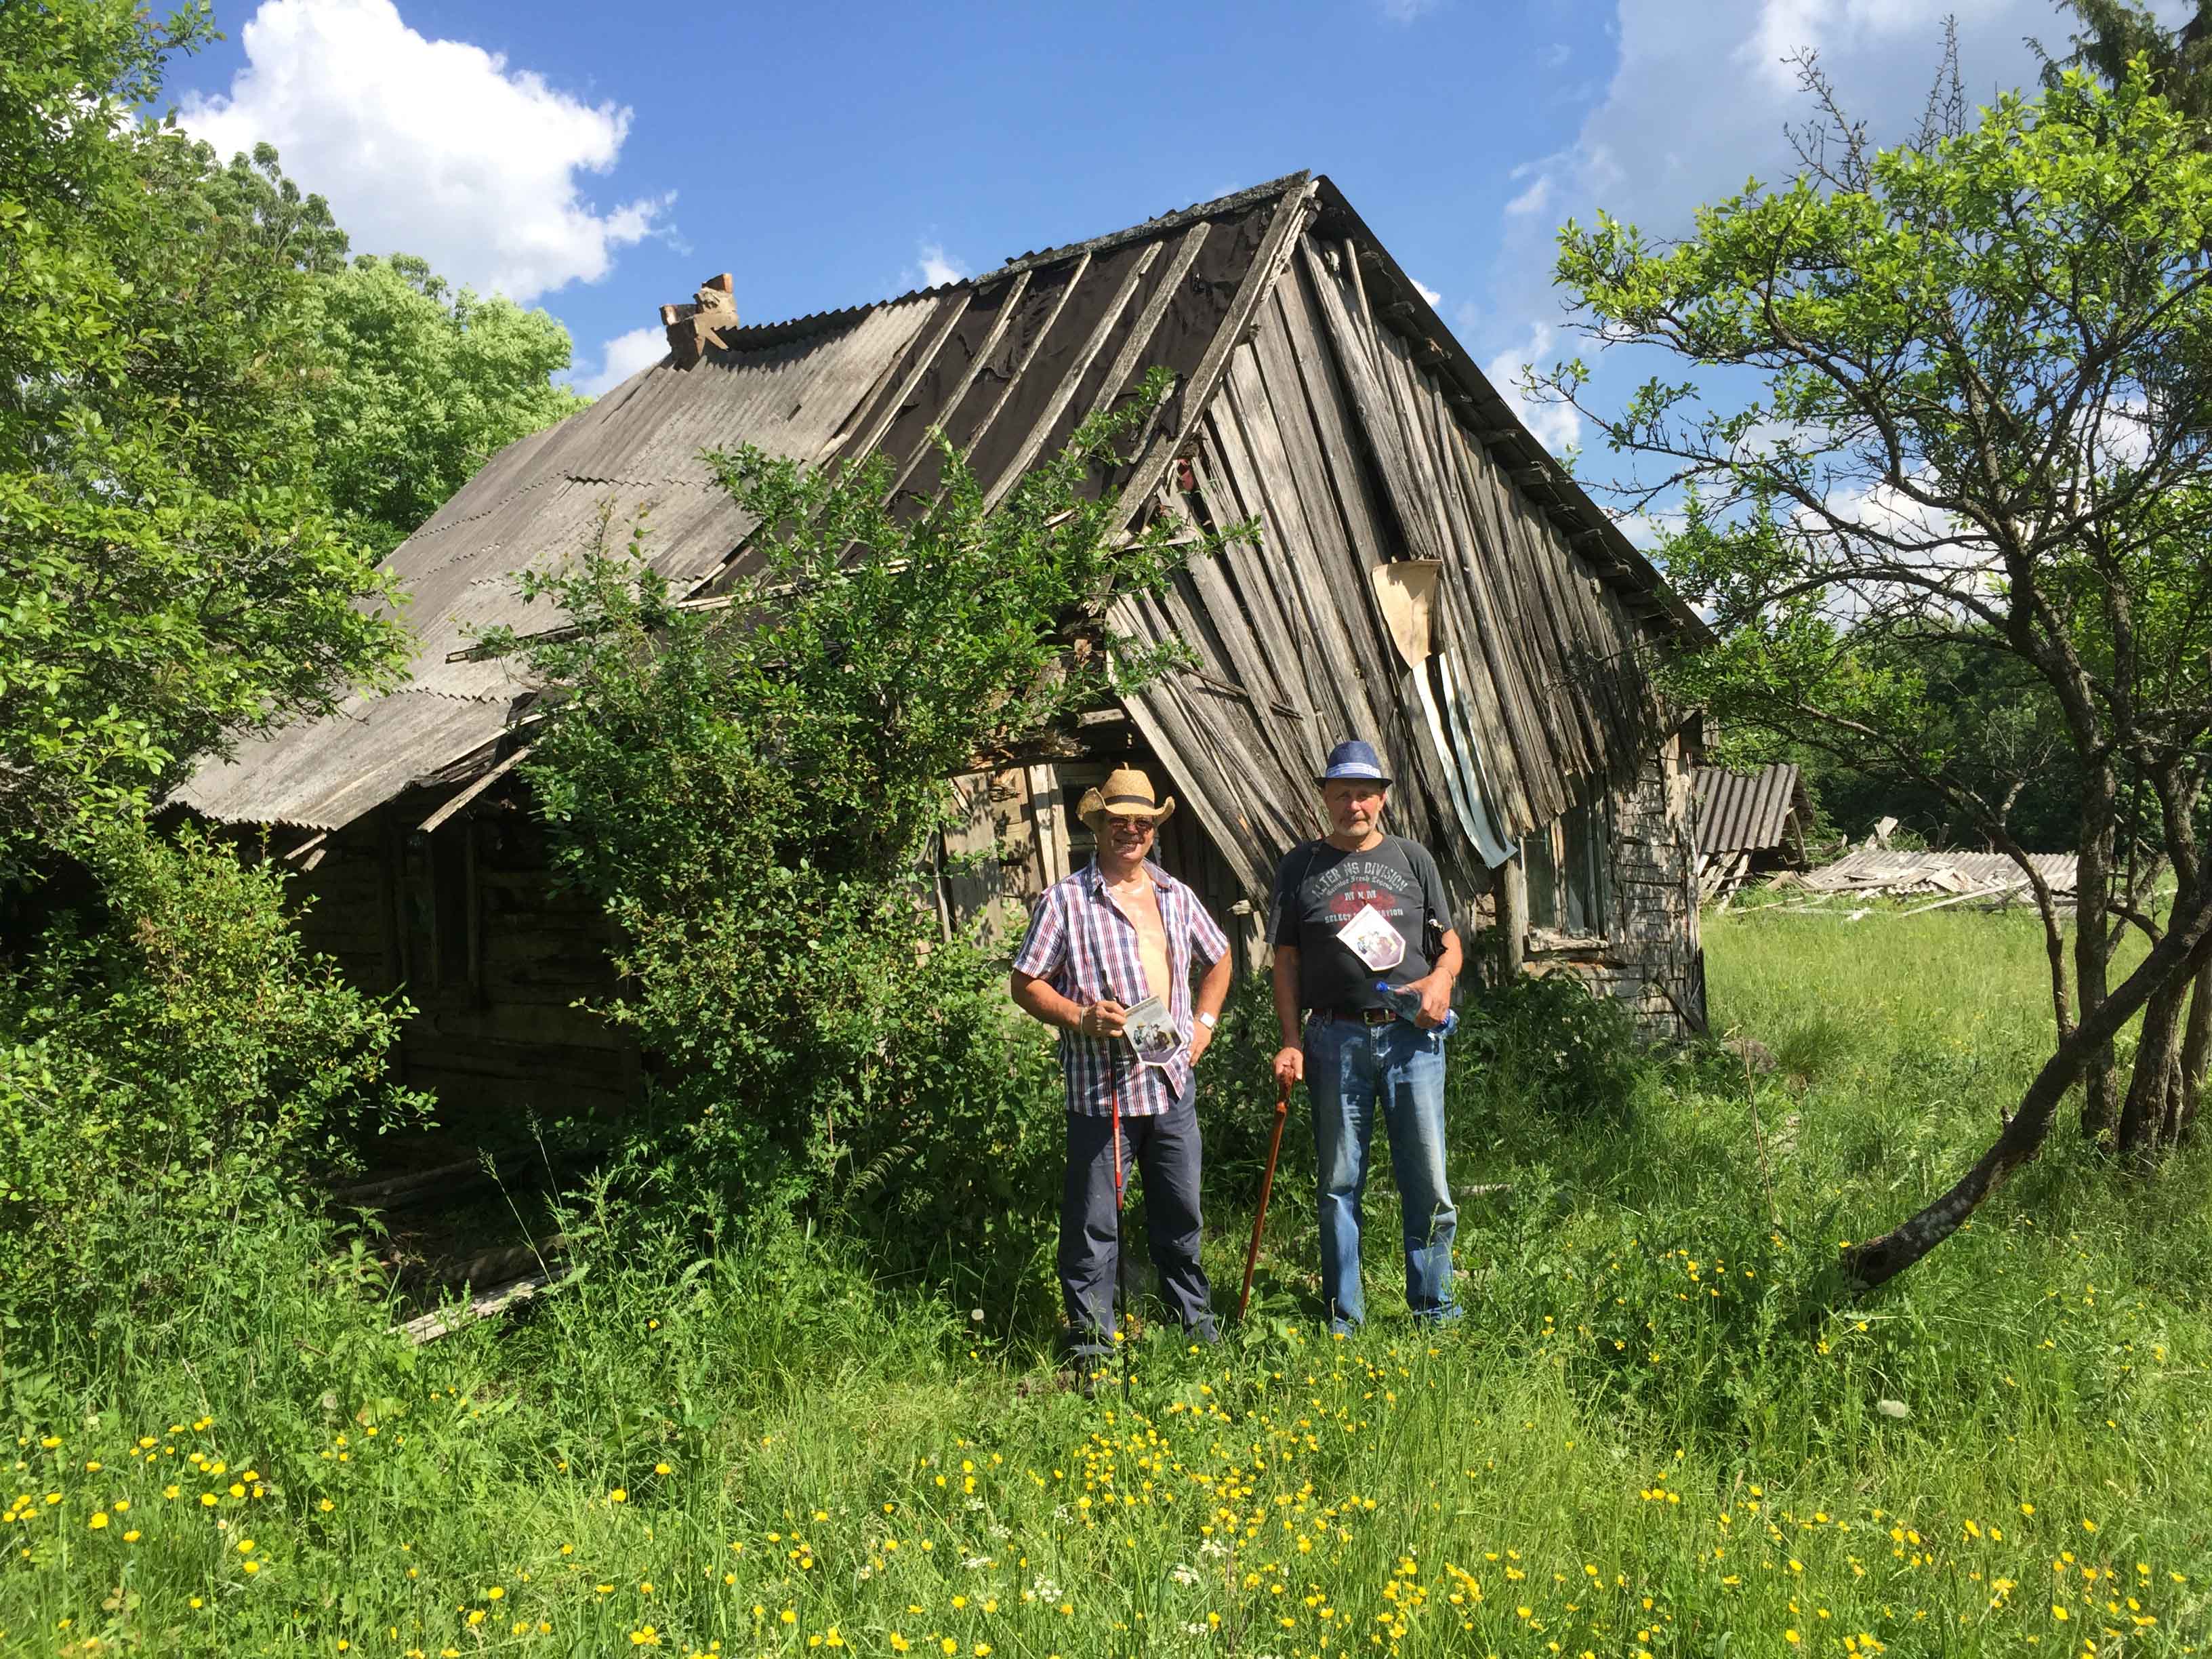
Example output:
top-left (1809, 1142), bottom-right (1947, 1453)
top-left (1197, 1012), bottom-right (1218, 1030)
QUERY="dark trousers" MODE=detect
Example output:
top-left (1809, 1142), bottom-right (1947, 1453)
top-left (1059, 1099), bottom-right (1217, 1359)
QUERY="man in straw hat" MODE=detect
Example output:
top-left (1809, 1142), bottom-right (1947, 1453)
top-left (1271, 739), bottom-right (1463, 1335)
top-left (1010, 767), bottom-right (1233, 1373)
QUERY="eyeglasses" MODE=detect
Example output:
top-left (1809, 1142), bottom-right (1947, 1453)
top-left (1104, 815), bottom-right (1158, 834)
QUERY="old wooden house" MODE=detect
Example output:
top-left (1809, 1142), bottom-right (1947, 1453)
top-left (178, 173), bottom-right (1711, 1124)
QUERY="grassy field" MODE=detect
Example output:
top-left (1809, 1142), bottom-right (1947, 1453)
top-left (6, 909), bottom-right (2210, 1656)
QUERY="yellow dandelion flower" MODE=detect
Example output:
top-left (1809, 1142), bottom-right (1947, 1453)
top-left (611, 1489), bottom-right (628, 1504)
top-left (87, 1513), bottom-right (108, 1530)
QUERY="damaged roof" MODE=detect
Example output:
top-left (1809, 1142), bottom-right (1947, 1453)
top-left (177, 172), bottom-right (1702, 836)
top-left (1695, 764), bottom-right (1813, 855)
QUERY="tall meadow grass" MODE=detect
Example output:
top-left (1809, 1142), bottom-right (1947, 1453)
top-left (4, 909), bottom-right (2207, 1655)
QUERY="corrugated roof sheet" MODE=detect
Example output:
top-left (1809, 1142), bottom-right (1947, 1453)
top-left (1799, 848), bottom-right (2078, 897)
top-left (178, 184), bottom-right (1307, 829)
top-left (178, 692), bottom-right (512, 830)
top-left (178, 171), bottom-right (1708, 834)
top-left (1695, 764), bottom-right (1808, 853)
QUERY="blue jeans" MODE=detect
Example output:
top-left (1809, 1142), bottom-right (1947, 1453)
top-left (1305, 1015), bottom-right (1458, 1332)
top-left (1059, 1101), bottom-right (1217, 1360)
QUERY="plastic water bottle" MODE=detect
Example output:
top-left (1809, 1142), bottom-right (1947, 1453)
top-left (1377, 981), bottom-right (1458, 1038)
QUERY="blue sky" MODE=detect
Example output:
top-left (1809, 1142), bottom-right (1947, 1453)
top-left (165, 0), bottom-right (2168, 447)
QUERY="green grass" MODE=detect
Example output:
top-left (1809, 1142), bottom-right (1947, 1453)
top-left (6, 911), bottom-right (2211, 1656)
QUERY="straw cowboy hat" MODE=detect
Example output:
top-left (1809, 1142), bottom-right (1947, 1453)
top-left (1077, 768), bottom-right (1177, 834)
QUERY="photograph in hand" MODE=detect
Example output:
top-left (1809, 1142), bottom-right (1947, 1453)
top-left (1121, 994), bottom-right (1180, 1068)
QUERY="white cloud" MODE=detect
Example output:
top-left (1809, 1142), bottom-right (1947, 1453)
top-left (915, 243), bottom-right (968, 288)
top-left (575, 325), bottom-right (667, 398)
top-left (1503, 176), bottom-right (1553, 218)
top-left (1377, 0), bottom-right (1442, 20)
top-left (1411, 277), bottom-right (1442, 306)
top-left (1544, 41), bottom-right (1573, 68)
top-left (1490, 2), bottom-right (2061, 337)
top-left (1474, 1), bottom-right (2091, 491)
top-left (1488, 323), bottom-right (1580, 454)
top-left (179, 0), bottom-right (671, 302)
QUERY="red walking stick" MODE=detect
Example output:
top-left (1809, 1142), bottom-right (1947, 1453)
top-left (1237, 1078), bottom-right (1292, 1320)
top-left (1109, 1050), bottom-right (1130, 1403)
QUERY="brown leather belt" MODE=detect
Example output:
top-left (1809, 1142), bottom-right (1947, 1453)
top-left (1320, 1007), bottom-right (1398, 1025)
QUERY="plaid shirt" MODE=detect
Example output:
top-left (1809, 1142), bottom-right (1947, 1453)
top-left (1012, 858), bottom-right (1229, 1117)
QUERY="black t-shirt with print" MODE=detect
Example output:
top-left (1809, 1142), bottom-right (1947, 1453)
top-left (1269, 834), bottom-right (1453, 1013)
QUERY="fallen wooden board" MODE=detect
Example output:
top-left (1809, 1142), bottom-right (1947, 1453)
top-left (390, 1272), bottom-right (565, 1347)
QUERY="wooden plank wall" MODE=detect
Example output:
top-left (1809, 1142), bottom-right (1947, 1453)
top-left (936, 747), bottom-right (1268, 978)
top-left (1525, 732), bottom-right (1706, 1036)
top-left (286, 806), bottom-right (641, 1129)
top-left (1112, 226), bottom-right (1695, 1027)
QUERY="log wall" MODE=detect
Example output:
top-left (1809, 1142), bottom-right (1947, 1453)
top-left (284, 802), bottom-right (641, 1131)
top-left (1524, 731), bottom-right (1706, 1036)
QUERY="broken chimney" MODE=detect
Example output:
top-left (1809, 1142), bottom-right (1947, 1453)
top-left (660, 272), bottom-right (738, 369)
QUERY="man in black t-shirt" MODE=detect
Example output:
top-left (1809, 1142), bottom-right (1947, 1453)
top-left (1271, 739), bottom-right (1463, 1334)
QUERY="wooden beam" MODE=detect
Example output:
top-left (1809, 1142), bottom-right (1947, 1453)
top-left (981, 241), bottom-right (1164, 512)
top-left (875, 267), bottom-right (1036, 499)
top-left (1071, 221), bottom-right (1214, 430)
top-left (947, 253), bottom-right (1093, 468)
top-left (1113, 180), bottom-right (1320, 524)
top-left (1498, 853), bottom-right (1528, 980)
top-left (835, 287), bottom-right (976, 467)
top-left (417, 745), bottom-right (533, 836)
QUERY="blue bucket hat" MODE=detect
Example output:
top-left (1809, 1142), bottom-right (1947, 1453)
top-left (1318, 739), bottom-right (1391, 787)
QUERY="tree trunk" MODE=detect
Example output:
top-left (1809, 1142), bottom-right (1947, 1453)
top-left (2076, 773), bottom-right (2119, 1139)
top-left (2116, 976), bottom-right (2186, 1160)
top-left (2177, 950), bottom-right (2212, 1145)
top-left (1841, 870), bottom-right (2212, 1293)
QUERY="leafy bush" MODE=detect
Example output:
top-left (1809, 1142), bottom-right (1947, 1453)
top-left (0, 820), bottom-right (427, 1351)
top-left (1452, 968), bottom-right (1651, 1121)
top-left (495, 384), bottom-right (1239, 1269)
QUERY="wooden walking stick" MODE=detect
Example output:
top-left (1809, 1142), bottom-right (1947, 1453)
top-left (1237, 1077), bottom-right (1293, 1320)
